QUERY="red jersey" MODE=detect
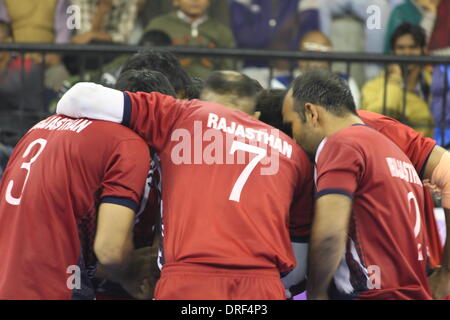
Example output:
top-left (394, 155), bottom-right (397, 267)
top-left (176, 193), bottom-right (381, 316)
top-left (0, 115), bottom-right (150, 299)
top-left (358, 110), bottom-right (442, 267)
top-left (95, 153), bottom-right (162, 300)
top-left (123, 91), bottom-right (314, 274)
top-left (315, 125), bottom-right (432, 300)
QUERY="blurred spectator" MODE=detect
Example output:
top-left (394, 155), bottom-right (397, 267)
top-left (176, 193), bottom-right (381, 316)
top-left (310, 0), bottom-right (391, 81)
top-left (428, 0), bottom-right (450, 54)
top-left (271, 31), bottom-right (361, 108)
top-left (230, 0), bottom-right (313, 50)
top-left (0, 0), bottom-right (72, 43)
top-left (316, 0), bottom-right (391, 54)
top-left (362, 23), bottom-right (434, 137)
top-left (427, 0), bottom-right (450, 145)
top-left (430, 65), bottom-right (450, 146)
top-left (145, 0), bottom-right (235, 79)
top-left (71, 0), bottom-right (139, 44)
top-left (229, 0), bottom-right (319, 87)
top-left (0, 0), bottom-right (71, 91)
top-left (128, 0), bottom-right (150, 44)
top-left (0, 21), bottom-right (45, 147)
top-left (205, 0), bottom-right (231, 28)
top-left (385, 0), bottom-right (441, 52)
top-left (137, 0), bottom-right (231, 41)
top-left (139, 0), bottom-right (174, 22)
top-left (131, 0), bottom-right (230, 45)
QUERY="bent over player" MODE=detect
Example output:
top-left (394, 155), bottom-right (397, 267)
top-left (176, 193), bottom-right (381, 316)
top-left (0, 76), bottom-right (170, 299)
top-left (283, 69), bottom-right (432, 300)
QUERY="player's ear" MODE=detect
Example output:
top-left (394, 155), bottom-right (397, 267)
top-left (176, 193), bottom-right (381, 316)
top-left (304, 103), bottom-right (319, 126)
top-left (252, 111), bottom-right (261, 120)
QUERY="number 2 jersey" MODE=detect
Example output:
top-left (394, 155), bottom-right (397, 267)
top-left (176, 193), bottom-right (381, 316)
top-left (120, 91), bottom-right (314, 274)
top-left (315, 124), bottom-right (432, 300)
top-left (0, 115), bottom-right (150, 299)
top-left (358, 110), bottom-right (443, 268)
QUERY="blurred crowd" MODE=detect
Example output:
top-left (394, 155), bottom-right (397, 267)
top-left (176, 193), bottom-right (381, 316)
top-left (0, 0), bottom-right (450, 170)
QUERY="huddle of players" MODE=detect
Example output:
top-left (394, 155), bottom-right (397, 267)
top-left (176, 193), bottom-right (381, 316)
top-left (0, 49), bottom-right (449, 300)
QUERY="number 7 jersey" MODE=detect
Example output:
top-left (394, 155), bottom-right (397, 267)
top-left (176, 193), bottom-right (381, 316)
top-left (123, 91), bottom-right (314, 273)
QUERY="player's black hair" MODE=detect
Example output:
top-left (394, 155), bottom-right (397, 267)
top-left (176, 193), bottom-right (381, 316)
top-left (291, 68), bottom-right (357, 120)
top-left (390, 23), bottom-right (426, 52)
top-left (0, 21), bottom-right (13, 39)
top-left (115, 69), bottom-right (177, 97)
top-left (188, 77), bottom-right (205, 99)
top-left (203, 71), bottom-right (263, 99)
top-left (120, 49), bottom-right (196, 99)
top-left (255, 89), bottom-right (292, 136)
top-left (139, 30), bottom-right (172, 47)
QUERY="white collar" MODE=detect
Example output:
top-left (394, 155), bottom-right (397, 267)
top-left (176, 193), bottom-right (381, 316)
top-left (176, 10), bottom-right (208, 27)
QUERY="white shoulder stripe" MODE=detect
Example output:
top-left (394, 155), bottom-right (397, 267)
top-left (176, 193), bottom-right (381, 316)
top-left (315, 138), bottom-right (328, 164)
top-left (314, 138), bottom-right (328, 186)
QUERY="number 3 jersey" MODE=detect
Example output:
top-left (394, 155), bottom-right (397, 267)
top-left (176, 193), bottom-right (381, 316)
top-left (315, 125), bottom-right (432, 300)
top-left (122, 91), bottom-right (314, 274)
top-left (0, 116), bottom-right (150, 299)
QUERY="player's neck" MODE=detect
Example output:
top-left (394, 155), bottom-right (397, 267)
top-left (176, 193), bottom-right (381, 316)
top-left (324, 114), bottom-right (364, 137)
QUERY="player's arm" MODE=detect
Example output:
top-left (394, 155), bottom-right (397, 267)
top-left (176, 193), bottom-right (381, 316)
top-left (307, 194), bottom-right (352, 300)
top-left (94, 203), bottom-right (134, 281)
top-left (56, 82), bottom-right (125, 123)
top-left (95, 204), bottom-right (155, 300)
top-left (97, 138), bottom-right (152, 298)
top-left (56, 82), bottom-right (183, 150)
top-left (307, 141), bottom-right (362, 299)
top-left (423, 145), bottom-right (450, 299)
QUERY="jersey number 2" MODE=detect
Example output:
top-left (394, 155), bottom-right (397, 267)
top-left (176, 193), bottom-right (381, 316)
top-left (5, 138), bottom-right (47, 206)
top-left (407, 192), bottom-right (424, 261)
top-left (229, 141), bottom-right (267, 202)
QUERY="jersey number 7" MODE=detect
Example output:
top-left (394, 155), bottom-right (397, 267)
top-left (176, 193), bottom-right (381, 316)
top-left (229, 141), bottom-right (267, 202)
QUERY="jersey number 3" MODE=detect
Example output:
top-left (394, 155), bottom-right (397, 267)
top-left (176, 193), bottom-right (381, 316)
top-left (5, 138), bottom-right (47, 206)
top-left (229, 141), bottom-right (267, 202)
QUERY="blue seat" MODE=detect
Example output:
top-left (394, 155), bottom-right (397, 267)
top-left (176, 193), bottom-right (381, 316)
top-left (434, 126), bottom-right (450, 148)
